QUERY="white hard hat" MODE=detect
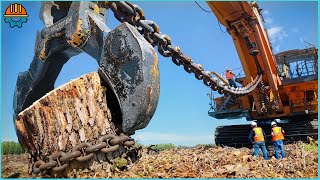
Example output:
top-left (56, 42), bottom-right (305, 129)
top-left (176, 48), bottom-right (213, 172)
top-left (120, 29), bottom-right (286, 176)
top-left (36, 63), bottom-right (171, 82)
top-left (251, 121), bottom-right (257, 126)
top-left (226, 67), bottom-right (230, 71)
top-left (275, 118), bottom-right (280, 122)
top-left (271, 121), bottom-right (277, 126)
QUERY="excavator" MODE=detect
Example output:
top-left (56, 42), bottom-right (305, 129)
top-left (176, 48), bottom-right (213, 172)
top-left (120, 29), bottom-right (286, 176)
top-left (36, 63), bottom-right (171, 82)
top-left (12, 1), bottom-right (317, 175)
top-left (207, 2), bottom-right (318, 147)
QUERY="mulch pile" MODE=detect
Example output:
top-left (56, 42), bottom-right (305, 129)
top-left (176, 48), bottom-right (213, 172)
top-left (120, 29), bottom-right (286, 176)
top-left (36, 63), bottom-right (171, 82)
top-left (112, 142), bottom-right (318, 178)
top-left (2, 142), bottom-right (318, 178)
top-left (1, 154), bottom-right (29, 178)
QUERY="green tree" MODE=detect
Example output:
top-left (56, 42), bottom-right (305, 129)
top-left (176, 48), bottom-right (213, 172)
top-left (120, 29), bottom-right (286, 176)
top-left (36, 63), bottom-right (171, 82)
top-left (153, 143), bottom-right (176, 151)
top-left (1, 141), bottom-right (25, 155)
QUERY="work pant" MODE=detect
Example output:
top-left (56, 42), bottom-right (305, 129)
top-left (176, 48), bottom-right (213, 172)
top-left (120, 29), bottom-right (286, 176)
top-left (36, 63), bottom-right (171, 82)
top-left (253, 141), bottom-right (268, 160)
top-left (273, 140), bottom-right (285, 159)
top-left (228, 79), bottom-right (238, 88)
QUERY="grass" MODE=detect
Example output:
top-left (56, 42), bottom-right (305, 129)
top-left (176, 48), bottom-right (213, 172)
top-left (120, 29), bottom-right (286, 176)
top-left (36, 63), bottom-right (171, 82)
top-left (195, 143), bottom-right (216, 148)
top-left (139, 143), bottom-right (217, 151)
top-left (1, 141), bottom-right (25, 155)
top-left (152, 143), bottom-right (176, 151)
top-left (304, 143), bottom-right (318, 151)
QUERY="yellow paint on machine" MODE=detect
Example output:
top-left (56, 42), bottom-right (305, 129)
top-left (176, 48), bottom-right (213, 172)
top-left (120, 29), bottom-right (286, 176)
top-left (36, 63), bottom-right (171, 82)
top-left (67, 19), bottom-right (89, 47)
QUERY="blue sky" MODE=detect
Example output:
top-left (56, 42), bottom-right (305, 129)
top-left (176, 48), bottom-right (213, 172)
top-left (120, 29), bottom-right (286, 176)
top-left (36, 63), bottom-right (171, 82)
top-left (1, 1), bottom-right (318, 146)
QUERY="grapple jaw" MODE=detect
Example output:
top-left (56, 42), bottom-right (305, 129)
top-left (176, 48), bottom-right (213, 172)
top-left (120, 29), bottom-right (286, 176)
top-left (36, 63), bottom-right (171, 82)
top-left (99, 23), bottom-right (160, 135)
top-left (13, 21), bottom-right (160, 137)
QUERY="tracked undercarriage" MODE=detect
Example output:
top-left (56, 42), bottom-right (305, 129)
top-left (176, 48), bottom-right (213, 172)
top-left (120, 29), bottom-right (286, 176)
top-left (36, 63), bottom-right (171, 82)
top-left (215, 119), bottom-right (318, 148)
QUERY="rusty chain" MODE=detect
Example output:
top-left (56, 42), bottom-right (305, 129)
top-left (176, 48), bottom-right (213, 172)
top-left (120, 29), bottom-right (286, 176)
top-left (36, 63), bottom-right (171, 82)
top-left (107, 1), bottom-right (263, 98)
top-left (258, 81), bottom-right (269, 112)
top-left (33, 133), bottom-right (134, 174)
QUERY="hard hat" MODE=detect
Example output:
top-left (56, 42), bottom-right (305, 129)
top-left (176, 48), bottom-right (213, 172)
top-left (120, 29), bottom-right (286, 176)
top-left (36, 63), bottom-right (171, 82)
top-left (271, 121), bottom-right (277, 126)
top-left (4, 4), bottom-right (28, 17)
top-left (251, 121), bottom-right (257, 126)
top-left (226, 67), bottom-right (230, 71)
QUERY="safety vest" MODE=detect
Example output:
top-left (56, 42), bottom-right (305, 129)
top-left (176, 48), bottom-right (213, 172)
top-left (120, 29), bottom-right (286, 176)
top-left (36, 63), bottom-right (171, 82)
top-left (253, 127), bottom-right (265, 142)
top-left (225, 71), bottom-right (234, 80)
top-left (272, 126), bottom-right (284, 141)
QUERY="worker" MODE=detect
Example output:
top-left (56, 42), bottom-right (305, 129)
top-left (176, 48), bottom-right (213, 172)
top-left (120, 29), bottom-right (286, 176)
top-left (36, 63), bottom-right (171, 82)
top-left (248, 121), bottom-right (268, 160)
top-left (225, 68), bottom-right (238, 88)
top-left (271, 121), bottom-right (285, 159)
top-left (282, 63), bottom-right (290, 78)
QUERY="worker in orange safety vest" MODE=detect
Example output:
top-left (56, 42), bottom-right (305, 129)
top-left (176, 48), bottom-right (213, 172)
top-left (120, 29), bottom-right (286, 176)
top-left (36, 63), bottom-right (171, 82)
top-left (271, 120), bottom-right (286, 159)
top-left (225, 68), bottom-right (238, 88)
top-left (248, 121), bottom-right (268, 160)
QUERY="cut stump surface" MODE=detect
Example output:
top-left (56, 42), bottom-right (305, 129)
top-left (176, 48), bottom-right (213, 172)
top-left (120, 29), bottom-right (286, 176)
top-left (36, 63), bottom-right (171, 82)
top-left (15, 72), bottom-right (116, 160)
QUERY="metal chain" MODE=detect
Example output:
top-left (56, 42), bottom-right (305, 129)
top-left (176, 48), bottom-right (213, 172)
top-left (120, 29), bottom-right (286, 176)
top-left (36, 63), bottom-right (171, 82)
top-left (107, 1), bottom-right (263, 97)
top-left (33, 133), bottom-right (134, 174)
top-left (258, 81), bottom-right (268, 112)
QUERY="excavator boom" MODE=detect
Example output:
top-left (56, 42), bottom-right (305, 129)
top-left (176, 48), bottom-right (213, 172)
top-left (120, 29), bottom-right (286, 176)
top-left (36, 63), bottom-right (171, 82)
top-left (208, 1), bottom-right (284, 115)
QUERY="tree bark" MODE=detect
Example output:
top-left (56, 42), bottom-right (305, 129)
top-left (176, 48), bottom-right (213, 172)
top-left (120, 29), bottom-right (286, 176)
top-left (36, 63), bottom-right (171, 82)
top-left (15, 72), bottom-right (116, 159)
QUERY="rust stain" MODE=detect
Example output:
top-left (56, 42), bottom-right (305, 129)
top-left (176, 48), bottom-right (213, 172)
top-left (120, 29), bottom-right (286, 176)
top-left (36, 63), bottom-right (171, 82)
top-left (67, 19), bottom-right (88, 47)
top-left (146, 85), bottom-right (152, 114)
top-left (149, 48), bottom-right (159, 82)
top-left (39, 35), bottom-right (49, 61)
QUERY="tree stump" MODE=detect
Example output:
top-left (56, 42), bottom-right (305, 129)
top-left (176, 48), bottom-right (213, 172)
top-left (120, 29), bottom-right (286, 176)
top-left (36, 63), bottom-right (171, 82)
top-left (14, 72), bottom-right (123, 170)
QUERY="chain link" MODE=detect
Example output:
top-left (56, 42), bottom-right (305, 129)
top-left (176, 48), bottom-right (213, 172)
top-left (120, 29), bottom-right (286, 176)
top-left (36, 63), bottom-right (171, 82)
top-left (107, 1), bottom-right (263, 97)
top-left (258, 81), bottom-right (269, 112)
top-left (33, 133), bottom-right (134, 174)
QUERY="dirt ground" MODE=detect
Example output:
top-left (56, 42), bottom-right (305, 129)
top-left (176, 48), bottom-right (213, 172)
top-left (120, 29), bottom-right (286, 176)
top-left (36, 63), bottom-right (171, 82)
top-left (1, 142), bottom-right (318, 178)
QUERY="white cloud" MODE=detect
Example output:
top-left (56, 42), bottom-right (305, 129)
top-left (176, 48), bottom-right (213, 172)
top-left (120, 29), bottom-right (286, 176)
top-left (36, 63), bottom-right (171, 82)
top-left (268, 26), bottom-right (282, 37)
top-left (299, 37), bottom-right (304, 43)
top-left (263, 10), bottom-right (269, 15)
top-left (274, 44), bottom-right (280, 53)
top-left (267, 26), bottom-right (288, 43)
top-left (264, 17), bottom-right (273, 24)
top-left (133, 132), bottom-right (213, 146)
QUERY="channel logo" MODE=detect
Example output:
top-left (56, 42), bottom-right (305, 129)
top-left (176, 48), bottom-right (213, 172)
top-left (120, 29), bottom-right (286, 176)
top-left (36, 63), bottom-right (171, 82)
top-left (3, 3), bottom-right (28, 28)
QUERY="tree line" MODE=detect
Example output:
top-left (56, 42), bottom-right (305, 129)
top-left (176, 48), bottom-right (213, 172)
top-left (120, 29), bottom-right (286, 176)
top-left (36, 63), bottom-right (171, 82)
top-left (2, 141), bottom-right (26, 155)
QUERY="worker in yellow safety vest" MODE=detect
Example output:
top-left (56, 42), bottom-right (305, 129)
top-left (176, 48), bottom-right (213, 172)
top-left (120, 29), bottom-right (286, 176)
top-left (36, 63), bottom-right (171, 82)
top-left (271, 121), bottom-right (286, 159)
top-left (248, 121), bottom-right (268, 160)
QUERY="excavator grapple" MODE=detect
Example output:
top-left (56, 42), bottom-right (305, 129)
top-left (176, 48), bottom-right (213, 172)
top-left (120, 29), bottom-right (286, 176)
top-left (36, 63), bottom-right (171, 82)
top-left (14, 2), bottom-right (159, 136)
top-left (13, 2), bottom-right (160, 175)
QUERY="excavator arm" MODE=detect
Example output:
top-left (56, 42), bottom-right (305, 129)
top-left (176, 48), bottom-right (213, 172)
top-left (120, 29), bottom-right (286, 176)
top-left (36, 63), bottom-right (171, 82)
top-left (208, 1), bottom-right (284, 114)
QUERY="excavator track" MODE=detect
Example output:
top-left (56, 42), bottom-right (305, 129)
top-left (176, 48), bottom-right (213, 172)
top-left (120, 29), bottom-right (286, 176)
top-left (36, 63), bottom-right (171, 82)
top-left (215, 119), bottom-right (318, 148)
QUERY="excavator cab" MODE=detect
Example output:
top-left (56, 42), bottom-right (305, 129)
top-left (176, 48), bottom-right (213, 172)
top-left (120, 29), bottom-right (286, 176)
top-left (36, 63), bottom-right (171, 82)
top-left (275, 47), bottom-right (318, 83)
